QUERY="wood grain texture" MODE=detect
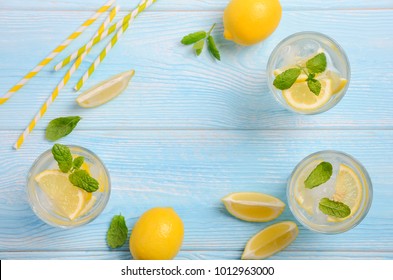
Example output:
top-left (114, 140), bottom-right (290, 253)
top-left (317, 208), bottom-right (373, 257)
top-left (1, 0), bottom-right (392, 260)
top-left (0, 10), bottom-right (392, 130)
top-left (2, 251), bottom-right (393, 260)
top-left (0, 131), bottom-right (392, 259)
top-left (1, 0), bottom-right (393, 11)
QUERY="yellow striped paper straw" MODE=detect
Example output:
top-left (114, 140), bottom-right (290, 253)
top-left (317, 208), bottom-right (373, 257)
top-left (75, 0), bottom-right (157, 91)
top-left (55, 0), bottom-right (155, 72)
top-left (13, 6), bottom-right (119, 150)
top-left (0, 0), bottom-right (115, 105)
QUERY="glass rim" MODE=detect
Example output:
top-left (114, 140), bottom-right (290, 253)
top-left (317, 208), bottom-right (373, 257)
top-left (267, 31), bottom-right (351, 115)
top-left (26, 145), bottom-right (111, 229)
top-left (287, 150), bottom-right (373, 234)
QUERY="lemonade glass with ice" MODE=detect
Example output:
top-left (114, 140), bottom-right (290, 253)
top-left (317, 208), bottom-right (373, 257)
top-left (27, 145), bottom-right (111, 228)
top-left (267, 32), bottom-right (350, 114)
top-left (287, 151), bottom-right (372, 234)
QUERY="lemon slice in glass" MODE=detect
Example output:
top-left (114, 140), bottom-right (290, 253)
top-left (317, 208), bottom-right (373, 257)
top-left (76, 70), bottom-right (135, 108)
top-left (35, 170), bottom-right (92, 220)
top-left (294, 185), bottom-right (314, 215)
top-left (328, 164), bottom-right (362, 222)
top-left (323, 70), bottom-right (347, 94)
top-left (283, 79), bottom-right (332, 112)
top-left (222, 192), bottom-right (285, 222)
top-left (242, 221), bottom-right (298, 260)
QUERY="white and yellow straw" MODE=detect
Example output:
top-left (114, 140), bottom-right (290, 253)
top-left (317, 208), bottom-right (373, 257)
top-left (0, 0), bottom-right (115, 105)
top-left (75, 0), bottom-right (157, 91)
top-left (13, 6), bottom-right (119, 150)
top-left (55, 0), bottom-right (156, 72)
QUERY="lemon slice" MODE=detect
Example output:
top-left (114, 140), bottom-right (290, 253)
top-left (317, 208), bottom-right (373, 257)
top-left (222, 192), bottom-right (285, 222)
top-left (283, 79), bottom-right (332, 112)
top-left (76, 70), bottom-right (135, 108)
top-left (328, 164), bottom-right (362, 222)
top-left (35, 170), bottom-right (92, 220)
top-left (323, 70), bottom-right (347, 94)
top-left (294, 185), bottom-right (314, 215)
top-left (242, 221), bottom-right (298, 260)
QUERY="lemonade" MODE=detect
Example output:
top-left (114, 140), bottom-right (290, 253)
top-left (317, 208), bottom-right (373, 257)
top-left (27, 145), bottom-right (110, 228)
top-left (287, 151), bottom-right (372, 234)
top-left (267, 32), bottom-right (350, 114)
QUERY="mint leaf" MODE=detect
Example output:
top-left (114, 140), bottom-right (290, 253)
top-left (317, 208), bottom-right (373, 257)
top-left (319, 198), bottom-right (351, 218)
top-left (304, 161), bottom-right (333, 189)
top-left (107, 215), bottom-right (128, 249)
top-left (306, 53), bottom-right (327, 74)
top-left (193, 40), bottom-right (205, 56)
top-left (52, 144), bottom-right (73, 173)
top-left (307, 79), bottom-right (321, 96)
top-left (273, 68), bottom-right (301, 90)
top-left (207, 35), bottom-right (220, 61)
top-left (46, 116), bottom-right (81, 141)
top-left (72, 156), bottom-right (84, 170)
top-left (181, 31), bottom-right (206, 45)
top-left (69, 170), bottom-right (99, 192)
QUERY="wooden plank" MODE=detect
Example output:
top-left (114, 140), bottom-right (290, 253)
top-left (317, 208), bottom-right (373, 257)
top-left (0, 130), bottom-right (392, 257)
top-left (0, 10), bottom-right (392, 130)
top-left (1, 251), bottom-right (392, 260)
top-left (2, 0), bottom-right (393, 11)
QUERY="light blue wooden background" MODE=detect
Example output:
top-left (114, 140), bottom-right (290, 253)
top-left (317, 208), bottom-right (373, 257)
top-left (0, 0), bottom-right (392, 260)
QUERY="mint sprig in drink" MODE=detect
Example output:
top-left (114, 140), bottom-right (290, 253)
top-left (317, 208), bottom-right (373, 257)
top-left (287, 151), bottom-right (372, 234)
top-left (267, 32), bottom-right (350, 114)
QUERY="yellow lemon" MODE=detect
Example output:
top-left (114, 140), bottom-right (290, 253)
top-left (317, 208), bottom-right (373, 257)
top-left (35, 170), bottom-right (92, 220)
top-left (222, 192), bottom-right (285, 222)
top-left (223, 0), bottom-right (282, 46)
top-left (129, 207), bottom-right (184, 260)
top-left (242, 221), bottom-right (298, 260)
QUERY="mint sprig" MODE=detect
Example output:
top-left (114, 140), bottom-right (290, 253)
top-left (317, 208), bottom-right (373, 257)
top-left (107, 214), bottom-right (129, 249)
top-left (52, 144), bottom-right (73, 173)
top-left (304, 161), bottom-right (333, 189)
top-left (51, 144), bottom-right (99, 193)
top-left (319, 198), bottom-right (351, 218)
top-left (181, 23), bottom-right (221, 61)
top-left (72, 156), bottom-right (84, 171)
top-left (273, 68), bottom-right (301, 90)
top-left (69, 170), bottom-right (99, 193)
top-left (273, 52), bottom-right (327, 95)
top-left (46, 116), bottom-right (81, 141)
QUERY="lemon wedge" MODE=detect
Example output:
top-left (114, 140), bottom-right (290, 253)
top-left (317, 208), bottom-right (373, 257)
top-left (76, 70), bottom-right (135, 108)
top-left (283, 79), bottom-right (332, 112)
top-left (222, 192), bottom-right (285, 222)
top-left (242, 221), bottom-right (298, 260)
top-left (35, 170), bottom-right (92, 220)
top-left (328, 164), bottom-right (362, 222)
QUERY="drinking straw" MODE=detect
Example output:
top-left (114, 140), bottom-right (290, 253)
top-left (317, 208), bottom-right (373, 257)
top-left (55, 0), bottom-right (156, 72)
top-left (13, 6), bottom-right (119, 150)
top-left (75, 0), bottom-right (156, 91)
top-left (0, 0), bottom-right (115, 105)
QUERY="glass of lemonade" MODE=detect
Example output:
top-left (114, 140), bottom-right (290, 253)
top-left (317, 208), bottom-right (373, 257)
top-left (27, 146), bottom-right (111, 228)
top-left (267, 32), bottom-right (350, 114)
top-left (287, 151), bottom-right (372, 234)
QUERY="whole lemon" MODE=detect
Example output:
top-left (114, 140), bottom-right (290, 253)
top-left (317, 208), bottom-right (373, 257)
top-left (129, 207), bottom-right (184, 260)
top-left (223, 0), bottom-right (282, 46)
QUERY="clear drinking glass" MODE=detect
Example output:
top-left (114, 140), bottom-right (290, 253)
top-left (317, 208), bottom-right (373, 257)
top-left (27, 146), bottom-right (111, 228)
top-left (267, 32), bottom-right (351, 114)
top-left (287, 151), bottom-right (372, 234)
